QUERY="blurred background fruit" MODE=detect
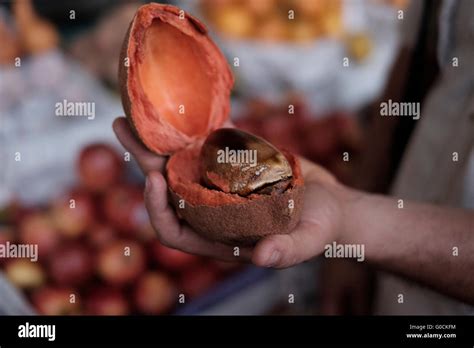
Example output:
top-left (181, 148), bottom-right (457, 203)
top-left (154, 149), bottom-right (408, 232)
top-left (5, 259), bottom-right (45, 289)
top-left (18, 212), bottom-right (60, 258)
top-left (0, 142), bottom-right (246, 315)
top-left (32, 287), bottom-right (80, 315)
top-left (201, 0), bottom-right (343, 42)
top-left (179, 264), bottom-right (219, 299)
top-left (102, 185), bottom-right (147, 235)
top-left (12, 0), bottom-right (59, 54)
top-left (149, 241), bottom-right (200, 273)
top-left (97, 239), bottom-right (146, 286)
top-left (86, 223), bottom-right (117, 248)
top-left (85, 286), bottom-right (130, 315)
top-left (48, 243), bottom-right (93, 286)
top-left (235, 98), bottom-right (364, 185)
top-left (51, 189), bottom-right (96, 238)
top-left (78, 143), bottom-right (124, 193)
top-left (133, 272), bottom-right (176, 314)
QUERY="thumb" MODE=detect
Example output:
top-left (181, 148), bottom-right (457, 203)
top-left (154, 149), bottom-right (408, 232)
top-left (144, 171), bottom-right (184, 244)
top-left (145, 171), bottom-right (170, 214)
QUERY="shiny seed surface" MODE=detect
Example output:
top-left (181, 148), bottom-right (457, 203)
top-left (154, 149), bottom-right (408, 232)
top-left (200, 128), bottom-right (293, 196)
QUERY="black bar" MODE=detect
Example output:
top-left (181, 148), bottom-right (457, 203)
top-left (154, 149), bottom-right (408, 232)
top-left (0, 315), bottom-right (472, 346)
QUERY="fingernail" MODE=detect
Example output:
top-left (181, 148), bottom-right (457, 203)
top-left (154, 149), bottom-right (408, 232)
top-left (265, 250), bottom-right (281, 267)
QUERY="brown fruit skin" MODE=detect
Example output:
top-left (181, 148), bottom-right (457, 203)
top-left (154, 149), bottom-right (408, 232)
top-left (169, 181), bottom-right (304, 246)
top-left (119, 4), bottom-right (305, 245)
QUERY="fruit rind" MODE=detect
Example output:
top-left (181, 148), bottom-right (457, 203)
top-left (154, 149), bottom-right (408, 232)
top-left (168, 149), bottom-right (304, 245)
top-left (119, 3), bottom-right (233, 155)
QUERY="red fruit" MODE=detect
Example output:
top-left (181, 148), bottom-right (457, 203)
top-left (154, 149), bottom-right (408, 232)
top-left (87, 223), bottom-right (116, 248)
top-left (103, 185), bottom-right (148, 234)
top-left (5, 259), bottom-right (45, 289)
top-left (51, 189), bottom-right (95, 238)
top-left (48, 243), bottom-right (94, 286)
top-left (85, 287), bottom-right (130, 315)
top-left (134, 272), bottom-right (176, 315)
top-left (78, 143), bottom-right (123, 193)
top-left (178, 264), bottom-right (219, 299)
top-left (18, 212), bottom-right (60, 258)
top-left (97, 239), bottom-right (146, 285)
top-left (149, 241), bottom-right (199, 272)
top-left (32, 287), bottom-right (81, 315)
top-left (234, 117), bottom-right (262, 135)
top-left (260, 115), bottom-right (301, 155)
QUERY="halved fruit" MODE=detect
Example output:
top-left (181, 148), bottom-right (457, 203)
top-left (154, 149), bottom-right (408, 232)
top-left (119, 4), bottom-right (304, 245)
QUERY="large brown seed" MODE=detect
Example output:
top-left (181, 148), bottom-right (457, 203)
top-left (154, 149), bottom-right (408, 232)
top-left (200, 128), bottom-right (293, 196)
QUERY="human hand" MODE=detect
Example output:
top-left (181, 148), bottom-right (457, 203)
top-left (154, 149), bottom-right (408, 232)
top-left (113, 117), bottom-right (358, 268)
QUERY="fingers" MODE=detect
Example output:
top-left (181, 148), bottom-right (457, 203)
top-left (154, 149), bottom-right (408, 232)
top-left (114, 117), bottom-right (252, 262)
top-left (112, 117), bottom-right (166, 174)
top-left (251, 221), bottom-right (325, 268)
top-left (145, 171), bottom-right (253, 262)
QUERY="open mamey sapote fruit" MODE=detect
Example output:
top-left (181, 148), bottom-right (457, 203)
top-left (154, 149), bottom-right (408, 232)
top-left (119, 3), bottom-right (304, 246)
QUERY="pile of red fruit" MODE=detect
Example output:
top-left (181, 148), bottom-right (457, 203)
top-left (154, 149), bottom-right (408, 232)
top-left (0, 143), bottom-right (240, 315)
top-left (235, 99), bottom-right (364, 184)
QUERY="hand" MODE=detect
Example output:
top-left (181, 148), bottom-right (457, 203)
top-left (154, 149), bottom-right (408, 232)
top-left (113, 117), bottom-right (357, 268)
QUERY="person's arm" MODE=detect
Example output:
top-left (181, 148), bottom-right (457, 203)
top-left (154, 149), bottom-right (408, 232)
top-left (343, 190), bottom-right (474, 304)
top-left (252, 169), bottom-right (474, 304)
top-left (318, 47), bottom-right (415, 315)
